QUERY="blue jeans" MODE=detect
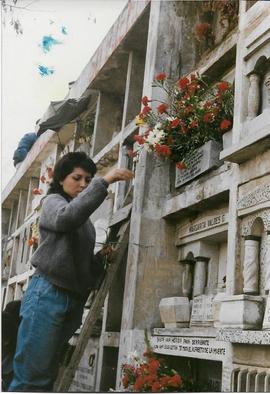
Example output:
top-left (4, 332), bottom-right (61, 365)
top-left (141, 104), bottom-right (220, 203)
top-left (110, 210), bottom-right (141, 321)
top-left (8, 274), bottom-right (85, 392)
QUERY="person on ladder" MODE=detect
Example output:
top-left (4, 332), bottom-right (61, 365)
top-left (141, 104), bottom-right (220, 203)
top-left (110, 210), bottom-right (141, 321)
top-left (8, 151), bottom-right (133, 392)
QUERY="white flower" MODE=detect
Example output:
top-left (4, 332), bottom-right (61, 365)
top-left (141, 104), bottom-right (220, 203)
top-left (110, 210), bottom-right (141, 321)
top-left (146, 129), bottom-right (165, 146)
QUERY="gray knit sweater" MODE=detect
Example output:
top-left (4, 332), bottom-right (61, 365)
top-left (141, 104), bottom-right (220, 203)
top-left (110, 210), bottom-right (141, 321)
top-left (31, 177), bottom-right (108, 296)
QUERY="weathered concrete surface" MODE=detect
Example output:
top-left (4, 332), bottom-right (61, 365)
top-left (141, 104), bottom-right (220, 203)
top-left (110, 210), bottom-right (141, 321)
top-left (68, 1), bottom-right (150, 100)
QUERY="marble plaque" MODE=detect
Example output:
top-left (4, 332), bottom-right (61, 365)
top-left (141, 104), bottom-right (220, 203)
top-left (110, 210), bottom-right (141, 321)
top-left (69, 339), bottom-right (98, 392)
top-left (175, 140), bottom-right (222, 188)
top-left (263, 296), bottom-right (270, 330)
top-left (190, 295), bottom-right (214, 327)
top-left (151, 335), bottom-right (227, 361)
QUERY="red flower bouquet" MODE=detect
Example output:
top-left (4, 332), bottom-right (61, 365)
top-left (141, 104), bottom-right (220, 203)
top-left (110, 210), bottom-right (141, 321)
top-left (132, 72), bottom-right (234, 168)
top-left (122, 350), bottom-right (183, 392)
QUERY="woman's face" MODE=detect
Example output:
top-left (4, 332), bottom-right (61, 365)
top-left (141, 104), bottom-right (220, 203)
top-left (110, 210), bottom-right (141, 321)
top-left (60, 167), bottom-right (92, 198)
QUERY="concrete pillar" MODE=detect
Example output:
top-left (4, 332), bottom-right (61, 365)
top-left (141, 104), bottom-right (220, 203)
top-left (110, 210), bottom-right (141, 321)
top-left (193, 256), bottom-right (209, 297)
top-left (247, 73), bottom-right (260, 120)
top-left (264, 232), bottom-right (270, 293)
top-left (180, 258), bottom-right (194, 298)
top-left (243, 235), bottom-right (260, 295)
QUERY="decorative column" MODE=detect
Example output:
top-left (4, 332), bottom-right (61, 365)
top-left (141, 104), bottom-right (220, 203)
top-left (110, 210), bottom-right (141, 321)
top-left (243, 235), bottom-right (261, 294)
top-left (247, 73), bottom-right (260, 120)
top-left (264, 231), bottom-right (270, 293)
top-left (193, 256), bottom-right (209, 297)
top-left (180, 258), bottom-right (194, 298)
top-left (264, 71), bottom-right (270, 109)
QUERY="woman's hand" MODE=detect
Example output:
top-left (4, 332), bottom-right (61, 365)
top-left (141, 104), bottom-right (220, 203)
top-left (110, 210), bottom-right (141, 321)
top-left (103, 168), bottom-right (134, 185)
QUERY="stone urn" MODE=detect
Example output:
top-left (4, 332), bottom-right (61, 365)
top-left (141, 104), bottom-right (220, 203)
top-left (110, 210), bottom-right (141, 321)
top-left (159, 297), bottom-right (190, 328)
top-left (219, 294), bottom-right (264, 330)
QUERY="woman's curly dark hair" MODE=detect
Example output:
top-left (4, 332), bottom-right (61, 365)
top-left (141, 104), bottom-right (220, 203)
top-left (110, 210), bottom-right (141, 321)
top-left (48, 151), bottom-right (97, 197)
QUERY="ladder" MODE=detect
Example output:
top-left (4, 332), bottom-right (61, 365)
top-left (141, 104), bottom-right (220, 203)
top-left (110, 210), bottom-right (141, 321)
top-left (55, 220), bottom-right (130, 392)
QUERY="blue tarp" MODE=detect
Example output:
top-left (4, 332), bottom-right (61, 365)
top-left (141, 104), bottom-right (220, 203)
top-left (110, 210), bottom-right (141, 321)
top-left (13, 133), bottom-right (38, 167)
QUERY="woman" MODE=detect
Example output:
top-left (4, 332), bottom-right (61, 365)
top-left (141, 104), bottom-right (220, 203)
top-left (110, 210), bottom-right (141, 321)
top-left (9, 151), bottom-right (133, 392)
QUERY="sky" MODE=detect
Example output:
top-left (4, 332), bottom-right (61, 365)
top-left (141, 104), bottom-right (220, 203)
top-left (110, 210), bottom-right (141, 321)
top-left (1, 0), bottom-right (127, 190)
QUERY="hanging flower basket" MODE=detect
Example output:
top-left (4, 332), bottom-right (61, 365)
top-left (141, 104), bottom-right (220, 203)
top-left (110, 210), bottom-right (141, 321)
top-left (132, 72), bottom-right (234, 170)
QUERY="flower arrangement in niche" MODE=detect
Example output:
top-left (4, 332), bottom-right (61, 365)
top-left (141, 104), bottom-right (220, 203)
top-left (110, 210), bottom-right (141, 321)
top-left (194, 1), bottom-right (239, 48)
top-left (132, 72), bottom-right (234, 169)
top-left (121, 341), bottom-right (183, 392)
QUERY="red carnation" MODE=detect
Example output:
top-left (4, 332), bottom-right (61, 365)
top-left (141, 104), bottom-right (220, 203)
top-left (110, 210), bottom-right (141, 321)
top-left (134, 376), bottom-right (144, 391)
top-left (217, 81), bottom-right (230, 92)
top-left (168, 374), bottom-right (182, 387)
top-left (185, 105), bottom-right (193, 115)
top-left (177, 76), bottom-right (189, 90)
top-left (190, 120), bottom-right (198, 128)
top-left (142, 105), bottom-right (151, 115)
top-left (220, 119), bottom-right (231, 130)
top-left (157, 103), bottom-right (168, 114)
top-left (155, 72), bottom-right (167, 81)
top-left (141, 96), bottom-right (149, 106)
top-left (203, 112), bottom-right (214, 123)
top-left (122, 374), bottom-right (129, 389)
top-left (181, 125), bottom-right (188, 134)
top-left (171, 118), bottom-right (181, 128)
top-left (134, 134), bottom-right (145, 145)
top-left (155, 144), bottom-right (171, 157)
top-left (148, 358), bottom-right (160, 374)
top-left (151, 381), bottom-right (162, 392)
top-left (176, 161), bottom-right (186, 169)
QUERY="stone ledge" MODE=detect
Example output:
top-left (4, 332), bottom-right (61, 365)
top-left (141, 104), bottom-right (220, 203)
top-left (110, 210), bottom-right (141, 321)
top-left (216, 328), bottom-right (270, 345)
top-left (162, 163), bottom-right (231, 219)
top-left (220, 125), bottom-right (270, 164)
top-left (152, 327), bottom-right (217, 337)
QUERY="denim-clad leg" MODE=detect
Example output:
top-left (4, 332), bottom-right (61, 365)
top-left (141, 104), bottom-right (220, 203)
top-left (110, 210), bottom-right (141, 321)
top-left (8, 275), bottom-right (85, 392)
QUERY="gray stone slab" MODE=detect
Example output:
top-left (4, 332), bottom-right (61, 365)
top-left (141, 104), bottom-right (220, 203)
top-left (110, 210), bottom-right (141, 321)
top-left (216, 328), bottom-right (270, 345)
top-left (175, 140), bottom-right (222, 188)
top-left (190, 295), bottom-right (214, 327)
top-left (150, 334), bottom-right (228, 361)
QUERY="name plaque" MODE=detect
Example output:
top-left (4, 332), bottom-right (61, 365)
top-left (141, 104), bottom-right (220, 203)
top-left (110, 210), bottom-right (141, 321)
top-left (175, 140), bottom-right (222, 188)
top-left (190, 295), bottom-right (214, 327)
top-left (176, 211), bottom-right (228, 242)
top-left (151, 335), bottom-right (227, 361)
